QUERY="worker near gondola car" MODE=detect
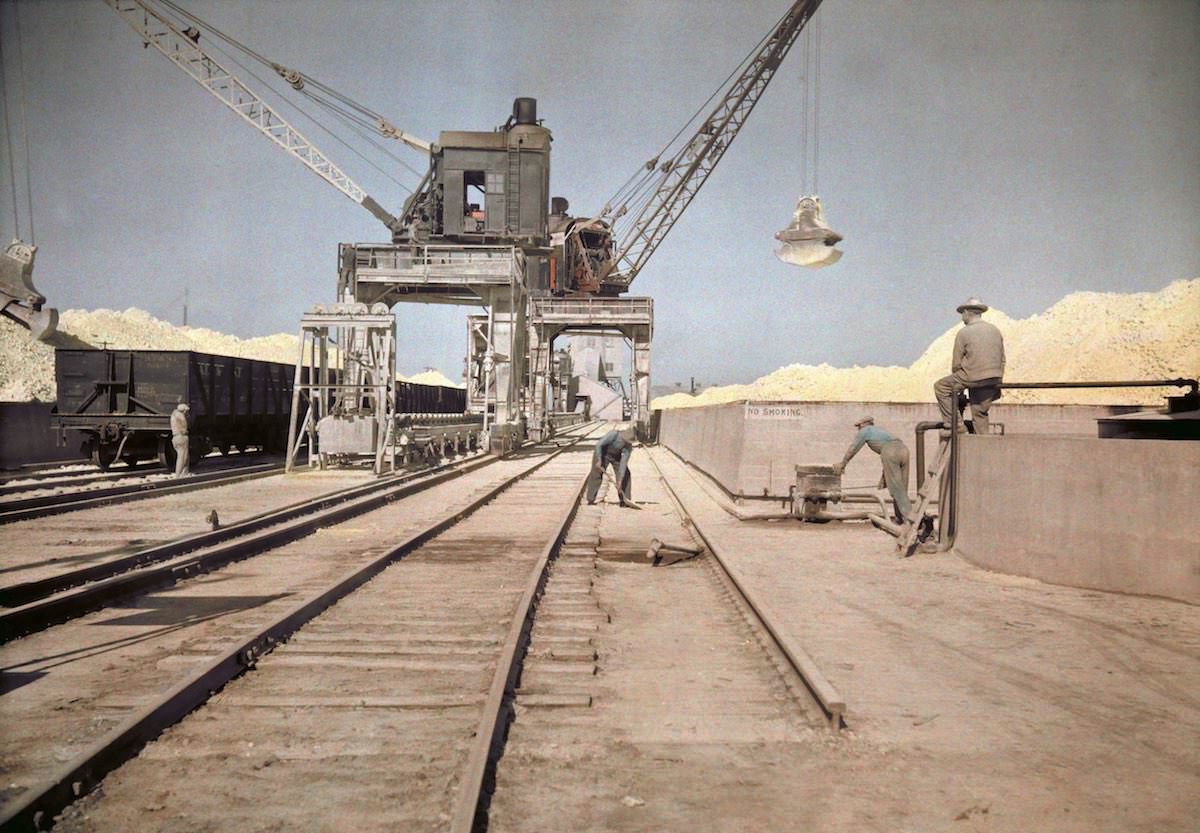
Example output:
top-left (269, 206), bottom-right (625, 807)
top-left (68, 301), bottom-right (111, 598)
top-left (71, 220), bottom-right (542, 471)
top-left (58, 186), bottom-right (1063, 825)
top-left (586, 425), bottom-right (636, 507)
top-left (170, 400), bottom-right (191, 478)
top-left (933, 297), bottom-right (1006, 435)
top-left (832, 416), bottom-right (912, 524)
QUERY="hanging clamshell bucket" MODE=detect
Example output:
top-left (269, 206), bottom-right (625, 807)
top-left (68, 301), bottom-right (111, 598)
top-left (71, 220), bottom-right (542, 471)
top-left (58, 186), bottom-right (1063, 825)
top-left (774, 195), bottom-right (843, 268)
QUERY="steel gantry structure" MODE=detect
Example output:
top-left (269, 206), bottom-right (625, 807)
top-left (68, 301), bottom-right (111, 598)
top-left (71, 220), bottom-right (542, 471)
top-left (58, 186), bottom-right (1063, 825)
top-left (104, 0), bottom-right (828, 446)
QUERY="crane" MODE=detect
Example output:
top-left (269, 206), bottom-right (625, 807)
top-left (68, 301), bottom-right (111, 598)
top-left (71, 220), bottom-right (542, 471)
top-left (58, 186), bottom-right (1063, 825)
top-left (104, 0), bottom-right (408, 233)
top-left (594, 0), bottom-right (826, 294)
top-left (104, 0), bottom-right (831, 443)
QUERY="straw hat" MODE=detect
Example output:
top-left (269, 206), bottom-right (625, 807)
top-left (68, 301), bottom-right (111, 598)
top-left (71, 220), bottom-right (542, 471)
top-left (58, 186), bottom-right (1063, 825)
top-left (956, 297), bottom-right (989, 313)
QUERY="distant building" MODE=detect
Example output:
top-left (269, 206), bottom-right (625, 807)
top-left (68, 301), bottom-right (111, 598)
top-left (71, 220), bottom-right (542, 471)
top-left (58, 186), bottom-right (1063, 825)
top-left (568, 335), bottom-right (625, 383)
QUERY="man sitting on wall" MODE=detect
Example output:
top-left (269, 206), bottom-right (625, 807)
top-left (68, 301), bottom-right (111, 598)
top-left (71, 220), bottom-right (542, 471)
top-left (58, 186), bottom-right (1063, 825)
top-left (933, 297), bottom-right (1006, 435)
top-left (587, 425), bottom-right (636, 507)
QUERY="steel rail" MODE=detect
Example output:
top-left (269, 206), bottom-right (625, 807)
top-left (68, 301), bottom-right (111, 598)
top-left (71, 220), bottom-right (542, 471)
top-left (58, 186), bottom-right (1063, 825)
top-left (645, 447), bottom-right (846, 731)
top-left (0, 460), bottom-right (503, 642)
top-left (0, 431), bottom-right (597, 833)
top-left (448, 456), bottom-right (590, 833)
top-left (0, 469), bottom-right (140, 495)
top-left (0, 452), bottom-right (269, 496)
top-left (0, 468), bottom-right (181, 497)
top-left (0, 462), bottom-right (283, 525)
top-left (0, 461), bottom-right (89, 481)
top-left (0, 427), bottom-right (603, 609)
top-left (0, 420), bottom-right (600, 636)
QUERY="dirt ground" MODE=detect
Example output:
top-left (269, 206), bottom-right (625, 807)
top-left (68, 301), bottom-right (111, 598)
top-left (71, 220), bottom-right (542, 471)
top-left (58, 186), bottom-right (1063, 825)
top-left (646, 448), bottom-right (1200, 832)
top-left (0, 455), bottom-right (536, 818)
top-left (492, 447), bottom-right (1199, 832)
top-left (11, 436), bottom-right (1197, 832)
top-left (41, 450), bottom-right (591, 832)
top-left (0, 468), bottom-right (371, 588)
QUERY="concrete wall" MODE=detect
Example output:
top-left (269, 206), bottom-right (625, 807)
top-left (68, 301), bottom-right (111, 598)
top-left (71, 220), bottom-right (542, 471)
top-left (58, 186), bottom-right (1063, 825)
top-left (655, 401), bottom-right (747, 494)
top-left (955, 435), bottom-right (1200, 604)
top-left (660, 400), bottom-right (1125, 499)
top-left (0, 401), bottom-right (82, 469)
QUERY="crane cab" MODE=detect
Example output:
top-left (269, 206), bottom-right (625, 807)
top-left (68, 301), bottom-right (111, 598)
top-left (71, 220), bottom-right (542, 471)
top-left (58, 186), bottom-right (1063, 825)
top-left (402, 98), bottom-right (552, 247)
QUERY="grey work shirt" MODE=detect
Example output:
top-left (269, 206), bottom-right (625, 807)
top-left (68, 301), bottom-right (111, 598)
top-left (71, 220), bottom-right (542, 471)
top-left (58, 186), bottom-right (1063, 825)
top-left (594, 430), bottom-right (634, 482)
top-left (169, 408), bottom-right (189, 437)
top-left (952, 319), bottom-right (1006, 382)
top-left (845, 425), bottom-right (901, 459)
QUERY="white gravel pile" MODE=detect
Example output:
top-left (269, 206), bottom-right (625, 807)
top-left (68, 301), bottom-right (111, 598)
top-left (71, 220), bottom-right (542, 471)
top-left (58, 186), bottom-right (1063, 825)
top-left (407, 369), bottom-right (462, 388)
top-left (655, 278), bottom-right (1200, 408)
top-left (0, 308), bottom-right (462, 401)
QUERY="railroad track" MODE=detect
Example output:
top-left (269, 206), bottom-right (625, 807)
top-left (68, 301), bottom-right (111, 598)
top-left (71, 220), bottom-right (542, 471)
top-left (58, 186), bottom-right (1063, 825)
top-left (0, 424), bottom-right (843, 832)
top-left (0, 426), bottom-right (599, 830)
top-left (0, 422), bottom-right (599, 640)
top-left (0, 456), bottom-right (491, 641)
top-left (0, 452), bottom-right (270, 498)
top-left (0, 460), bottom-right (286, 525)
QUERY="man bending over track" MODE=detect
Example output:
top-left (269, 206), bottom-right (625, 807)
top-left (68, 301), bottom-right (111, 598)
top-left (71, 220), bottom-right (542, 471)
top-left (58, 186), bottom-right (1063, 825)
top-left (586, 425), bottom-right (636, 507)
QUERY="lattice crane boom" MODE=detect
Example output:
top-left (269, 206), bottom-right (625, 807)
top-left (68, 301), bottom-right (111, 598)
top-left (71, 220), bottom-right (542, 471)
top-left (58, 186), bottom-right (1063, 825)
top-left (604, 0), bottom-right (824, 289)
top-left (104, 0), bottom-right (399, 230)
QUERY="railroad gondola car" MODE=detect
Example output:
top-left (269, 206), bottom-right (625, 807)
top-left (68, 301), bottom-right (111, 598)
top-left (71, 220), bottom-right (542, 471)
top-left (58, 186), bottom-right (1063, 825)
top-left (396, 380), bottom-right (466, 415)
top-left (51, 349), bottom-right (296, 469)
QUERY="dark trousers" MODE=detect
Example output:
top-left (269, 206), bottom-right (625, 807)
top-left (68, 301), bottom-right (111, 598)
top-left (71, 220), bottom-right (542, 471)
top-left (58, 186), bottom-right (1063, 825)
top-left (934, 374), bottom-right (1002, 434)
top-left (879, 440), bottom-right (912, 522)
top-left (586, 458), bottom-right (631, 504)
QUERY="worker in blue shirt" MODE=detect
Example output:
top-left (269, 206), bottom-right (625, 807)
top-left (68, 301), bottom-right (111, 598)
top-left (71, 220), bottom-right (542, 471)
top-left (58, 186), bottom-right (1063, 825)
top-left (832, 416), bottom-right (912, 524)
top-left (587, 425), bottom-right (636, 506)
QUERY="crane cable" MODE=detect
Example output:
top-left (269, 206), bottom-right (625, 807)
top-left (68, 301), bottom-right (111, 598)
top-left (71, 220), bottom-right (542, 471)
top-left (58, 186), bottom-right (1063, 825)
top-left (0, 34), bottom-right (20, 241)
top-left (150, 1), bottom-right (416, 195)
top-left (799, 24), bottom-right (809, 194)
top-left (603, 2), bottom-right (792, 218)
top-left (813, 9), bottom-right (821, 195)
top-left (203, 31), bottom-right (415, 193)
top-left (801, 10), bottom-right (821, 195)
top-left (14, 1), bottom-right (33, 243)
top-left (0, 1), bottom-right (35, 244)
top-left (155, 0), bottom-right (413, 161)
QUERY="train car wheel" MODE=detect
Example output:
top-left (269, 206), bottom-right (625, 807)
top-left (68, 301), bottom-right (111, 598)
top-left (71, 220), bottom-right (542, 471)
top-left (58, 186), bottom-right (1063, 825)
top-left (91, 444), bottom-right (118, 471)
top-left (157, 437), bottom-right (176, 469)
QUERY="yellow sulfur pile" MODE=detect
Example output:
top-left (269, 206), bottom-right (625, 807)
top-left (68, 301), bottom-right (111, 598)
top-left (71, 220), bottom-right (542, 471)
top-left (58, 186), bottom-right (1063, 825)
top-left (655, 278), bottom-right (1200, 408)
top-left (0, 308), bottom-right (462, 401)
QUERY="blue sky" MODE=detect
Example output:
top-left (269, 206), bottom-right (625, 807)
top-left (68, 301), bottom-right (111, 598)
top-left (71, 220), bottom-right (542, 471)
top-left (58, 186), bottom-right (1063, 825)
top-left (2, 0), bottom-right (1197, 383)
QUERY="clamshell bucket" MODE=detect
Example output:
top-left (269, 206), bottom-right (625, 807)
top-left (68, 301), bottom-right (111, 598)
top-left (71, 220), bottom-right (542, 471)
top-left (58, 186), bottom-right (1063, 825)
top-left (0, 240), bottom-right (58, 341)
top-left (774, 195), bottom-right (843, 268)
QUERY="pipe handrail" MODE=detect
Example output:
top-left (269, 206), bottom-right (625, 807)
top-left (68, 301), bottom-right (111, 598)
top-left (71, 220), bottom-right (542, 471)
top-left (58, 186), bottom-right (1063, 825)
top-left (999, 378), bottom-right (1197, 395)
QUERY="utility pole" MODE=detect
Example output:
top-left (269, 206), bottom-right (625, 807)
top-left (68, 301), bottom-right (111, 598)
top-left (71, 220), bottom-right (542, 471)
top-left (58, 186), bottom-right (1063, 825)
top-left (183, 287), bottom-right (189, 327)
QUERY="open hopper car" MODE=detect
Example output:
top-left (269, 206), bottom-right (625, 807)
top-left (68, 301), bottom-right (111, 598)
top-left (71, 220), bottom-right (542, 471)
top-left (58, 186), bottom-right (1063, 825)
top-left (51, 349), bottom-right (297, 469)
top-left (51, 349), bottom-right (468, 469)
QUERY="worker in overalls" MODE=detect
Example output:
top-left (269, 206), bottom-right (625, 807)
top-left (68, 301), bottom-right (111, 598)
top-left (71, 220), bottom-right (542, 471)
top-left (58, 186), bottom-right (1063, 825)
top-left (586, 425), bottom-right (636, 506)
top-left (170, 400), bottom-right (191, 478)
top-left (833, 416), bottom-right (912, 524)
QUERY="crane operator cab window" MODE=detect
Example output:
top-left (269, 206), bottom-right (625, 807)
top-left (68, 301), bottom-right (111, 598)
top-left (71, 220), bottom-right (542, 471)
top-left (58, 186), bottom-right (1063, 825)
top-left (459, 170), bottom-right (505, 235)
top-left (464, 172), bottom-right (487, 233)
